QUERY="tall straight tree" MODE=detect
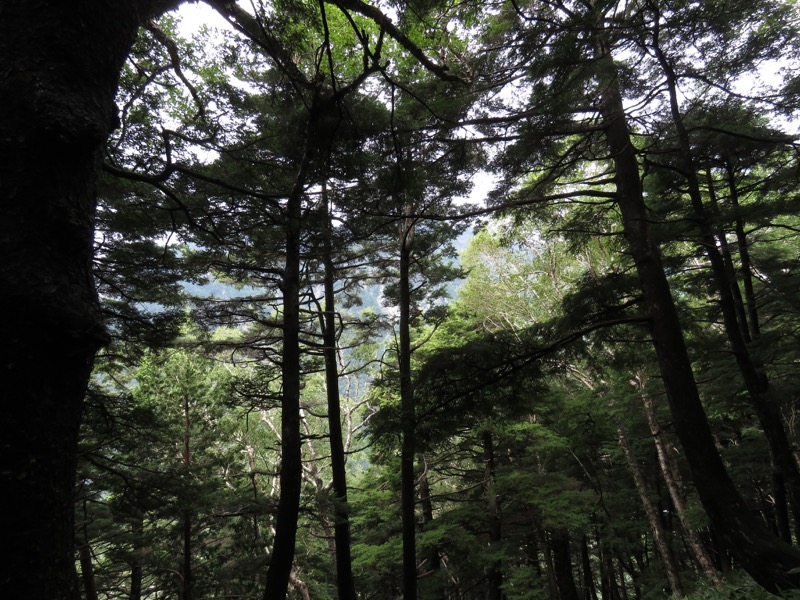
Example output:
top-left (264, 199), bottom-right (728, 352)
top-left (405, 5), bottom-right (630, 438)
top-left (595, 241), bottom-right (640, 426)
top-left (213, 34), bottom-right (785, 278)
top-left (60, 2), bottom-right (465, 598)
top-left (318, 188), bottom-right (358, 600)
top-left (378, 105), bottom-right (474, 599)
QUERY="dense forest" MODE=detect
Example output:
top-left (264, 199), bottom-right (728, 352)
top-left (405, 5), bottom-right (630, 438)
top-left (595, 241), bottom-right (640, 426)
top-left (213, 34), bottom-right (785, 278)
top-left (2, 1), bottom-right (800, 599)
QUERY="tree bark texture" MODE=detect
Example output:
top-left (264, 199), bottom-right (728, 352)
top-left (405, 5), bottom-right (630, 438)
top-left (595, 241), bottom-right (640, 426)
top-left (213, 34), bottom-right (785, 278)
top-left (0, 2), bottom-right (178, 598)
top-left (596, 40), bottom-right (800, 591)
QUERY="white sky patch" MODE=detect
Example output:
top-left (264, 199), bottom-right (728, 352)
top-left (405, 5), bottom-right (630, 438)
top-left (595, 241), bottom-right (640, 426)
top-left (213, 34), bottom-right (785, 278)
top-left (175, 2), bottom-right (231, 38)
top-left (457, 170), bottom-right (497, 207)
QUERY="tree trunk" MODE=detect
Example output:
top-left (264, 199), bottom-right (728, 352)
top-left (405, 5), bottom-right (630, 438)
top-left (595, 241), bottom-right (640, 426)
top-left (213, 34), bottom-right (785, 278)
top-left (550, 529), bottom-right (580, 600)
top-left (724, 160), bottom-right (800, 541)
top-left (483, 431), bottom-right (504, 600)
top-left (616, 426), bottom-right (683, 597)
top-left (263, 129), bottom-right (311, 600)
top-left (639, 387), bottom-right (719, 583)
top-left (77, 498), bottom-right (100, 600)
top-left (399, 203), bottom-right (418, 600)
top-left (543, 526), bottom-right (560, 600)
top-left (418, 455), bottom-right (445, 599)
top-left (771, 474), bottom-right (792, 542)
top-left (581, 535), bottom-right (598, 600)
top-left (726, 162), bottom-right (761, 341)
top-left (129, 514), bottom-right (145, 600)
top-left (182, 509), bottom-right (193, 600)
top-left (599, 546), bottom-right (621, 600)
top-left (182, 391), bottom-right (193, 600)
top-left (0, 3), bottom-right (177, 598)
top-left (289, 570), bottom-right (312, 600)
top-left (594, 33), bottom-right (800, 591)
top-left (651, 29), bottom-right (800, 544)
top-left (78, 543), bottom-right (99, 600)
top-left (321, 192), bottom-right (358, 600)
top-left (705, 171), bottom-right (751, 343)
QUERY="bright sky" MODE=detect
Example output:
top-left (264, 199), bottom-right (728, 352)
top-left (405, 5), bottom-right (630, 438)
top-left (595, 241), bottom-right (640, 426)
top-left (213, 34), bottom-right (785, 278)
top-left (176, 2), bottom-right (230, 37)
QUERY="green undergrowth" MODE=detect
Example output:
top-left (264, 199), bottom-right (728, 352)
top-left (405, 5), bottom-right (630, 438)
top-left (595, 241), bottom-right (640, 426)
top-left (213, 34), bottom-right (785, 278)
top-left (672, 574), bottom-right (800, 600)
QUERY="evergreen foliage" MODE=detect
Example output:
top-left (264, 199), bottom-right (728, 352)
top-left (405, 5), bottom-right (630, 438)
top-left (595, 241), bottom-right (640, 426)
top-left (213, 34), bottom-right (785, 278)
top-left (5, 0), bottom-right (798, 598)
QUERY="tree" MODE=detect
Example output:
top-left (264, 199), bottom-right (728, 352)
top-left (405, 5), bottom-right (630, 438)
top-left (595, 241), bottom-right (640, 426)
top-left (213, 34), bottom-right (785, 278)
top-left (7, 0), bottom-right (800, 597)
top-left (598, 32), bottom-right (799, 593)
top-left (471, 0), bottom-right (800, 590)
top-left (78, 333), bottom-right (297, 599)
top-left (640, 0), bottom-right (800, 545)
top-left (0, 3), bottom-right (183, 598)
top-left (1, 0), bottom-right (467, 596)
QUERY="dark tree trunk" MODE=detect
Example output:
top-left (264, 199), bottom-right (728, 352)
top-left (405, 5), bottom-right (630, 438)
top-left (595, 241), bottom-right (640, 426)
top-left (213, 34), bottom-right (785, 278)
top-left (399, 204), bottom-right (418, 600)
top-left (263, 132), bottom-right (310, 600)
top-left (550, 529), bottom-right (580, 600)
top-left (0, 2), bottom-right (177, 598)
top-left (483, 431), bottom-right (504, 600)
top-left (129, 514), bottom-right (145, 600)
top-left (182, 392), bottom-right (193, 600)
top-left (182, 509), bottom-right (193, 600)
top-left (705, 173), bottom-right (751, 342)
top-left (418, 455), bottom-right (445, 599)
top-left (321, 193), bottom-right (357, 600)
top-left (726, 162), bottom-right (761, 341)
top-left (77, 498), bottom-right (99, 600)
top-left (581, 535), bottom-right (598, 600)
top-left (542, 526), bottom-right (559, 600)
top-left (704, 173), bottom-right (794, 544)
top-left (595, 36), bottom-right (800, 591)
top-left (78, 542), bottom-right (99, 600)
top-left (771, 474), bottom-right (792, 542)
top-left (599, 547), bottom-right (620, 600)
top-left (651, 32), bottom-right (800, 545)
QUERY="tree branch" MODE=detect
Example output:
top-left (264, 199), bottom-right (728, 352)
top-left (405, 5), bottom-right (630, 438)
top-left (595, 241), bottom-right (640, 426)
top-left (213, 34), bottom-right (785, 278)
top-left (326, 0), bottom-right (464, 83)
